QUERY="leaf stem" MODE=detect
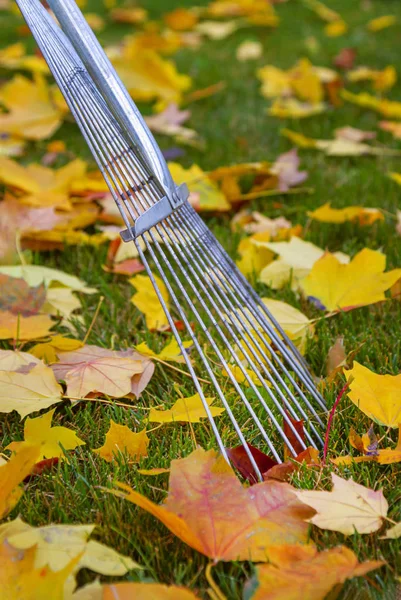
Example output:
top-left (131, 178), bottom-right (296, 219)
top-left (205, 563), bottom-right (226, 600)
top-left (83, 295), bottom-right (104, 344)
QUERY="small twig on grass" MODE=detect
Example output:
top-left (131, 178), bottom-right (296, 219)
top-left (323, 381), bottom-right (350, 465)
top-left (152, 357), bottom-right (211, 384)
top-left (83, 295), bottom-right (104, 344)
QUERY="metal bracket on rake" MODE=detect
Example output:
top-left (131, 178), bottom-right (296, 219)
top-left (120, 183), bottom-right (189, 241)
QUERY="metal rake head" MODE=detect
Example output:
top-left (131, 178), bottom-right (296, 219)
top-left (17, 0), bottom-right (327, 480)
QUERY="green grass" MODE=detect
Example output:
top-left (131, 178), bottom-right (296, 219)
top-left (1, 0), bottom-right (401, 597)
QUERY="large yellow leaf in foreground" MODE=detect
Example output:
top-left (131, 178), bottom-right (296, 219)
top-left (295, 473), bottom-right (388, 535)
top-left (0, 446), bottom-right (40, 518)
top-left (345, 361), bottom-right (401, 427)
top-left (300, 248), bottom-right (401, 311)
top-left (0, 73), bottom-right (67, 141)
top-left (6, 408), bottom-right (85, 462)
top-left (0, 362), bottom-right (63, 418)
top-left (111, 447), bottom-right (313, 561)
top-left (130, 273), bottom-right (170, 331)
top-left (249, 545), bottom-right (383, 600)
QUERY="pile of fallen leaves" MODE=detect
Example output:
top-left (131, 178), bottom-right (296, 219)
top-left (1, 0), bottom-right (401, 598)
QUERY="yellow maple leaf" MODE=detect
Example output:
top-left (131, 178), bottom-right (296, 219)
top-left (342, 89), bottom-right (401, 119)
top-left (30, 335), bottom-right (83, 363)
top-left (0, 540), bottom-right (78, 600)
top-left (307, 202), bottom-right (383, 225)
top-left (168, 162), bottom-right (230, 211)
top-left (0, 445), bottom-right (40, 519)
top-left (0, 517), bottom-right (138, 585)
top-left (102, 582), bottom-right (199, 599)
top-left (258, 236), bottom-right (349, 291)
top-left (0, 156), bottom-right (97, 210)
top-left (149, 394), bottom-right (224, 423)
top-left (262, 298), bottom-right (315, 355)
top-left (257, 65), bottom-right (291, 99)
top-left (0, 42), bottom-right (48, 74)
top-left (289, 58), bottom-right (323, 104)
top-left (332, 424), bottom-right (401, 467)
top-left (347, 65), bottom-right (397, 92)
top-left (367, 15), bottom-right (397, 32)
top-left (130, 273), bottom-right (170, 331)
top-left (0, 311), bottom-right (55, 341)
top-left (236, 232), bottom-right (274, 278)
top-left (268, 98), bottom-right (326, 119)
top-left (300, 248), bottom-right (401, 311)
top-left (345, 361), bottom-right (401, 427)
top-left (222, 364), bottom-right (265, 387)
top-left (324, 20), bottom-right (347, 37)
top-left (135, 338), bottom-right (193, 363)
top-left (6, 408), bottom-right (85, 462)
top-left (0, 73), bottom-right (68, 141)
top-left (295, 473), bottom-right (388, 535)
top-left (108, 38), bottom-right (191, 109)
top-left (94, 419), bottom-right (149, 463)
top-left (0, 362), bottom-right (63, 418)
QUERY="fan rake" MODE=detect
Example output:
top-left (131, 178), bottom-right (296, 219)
top-left (17, 0), bottom-right (327, 480)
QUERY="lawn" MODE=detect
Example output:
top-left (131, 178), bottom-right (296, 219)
top-left (1, 0), bottom-right (401, 598)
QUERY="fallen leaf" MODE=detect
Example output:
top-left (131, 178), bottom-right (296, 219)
top-left (110, 447), bottom-right (313, 561)
top-left (137, 468), bottom-right (170, 476)
top-left (0, 348), bottom-right (41, 371)
top-left (145, 104), bottom-right (201, 147)
top-left (0, 541), bottom-right (78, 600)
top-left (0, 264), bottom-right (96, 293)
top-left (236, 233), bottom-right (275, 278)
top-left (135, 338), bottom-right (193, 363)
top-left (333, 47), bottom-right (357, 70)
top-left (164, 7), bottom-right (198, 31)
top-left (168, 162), bottom-right (230, 211)
top-left (236, 40), bottom-right (263, 61)
top-left (367, 15), bottom-right (397, 32)
top-left (0, 42), bottom-right (48, 73)
top-left (332, 425), bottom-right (401, 466)
top-left (383, 522), bottom-right (401, 540)
top-left (324, 20), bottom-right (347, 37)
top-left (0, 445), bottom-right (40, 518)
top-left (302, 0), bottom-right (341, 23)
top-left (342, 89), bottom-right (401, 119)
top-left (265, 447), bottom-right (321, 482)
top-left (300, 248), bottom-right (401, 311)
top-left (0, 517), bottom-right (138, 580)
top-left (307, 202), bottom-right (383, 225)
top-left (268, 98), bottom-right (326, 119)
top-left (345, 361), bottom-right (401, 427)
top-left (196, 20), bottom-right (240, 40)
top-left (130, 273), bottom-right (170, 331)
top-left (295, 473), bottom-right (389, 534)
top-left (247, 544), bottom-right (384, 599)
top-left (94, 420), bottom-right (149, 463)
top-left (325, 337), bottom-right (346, 377)
top-left (51, 345), bottom-right (144, 399)
top-left (0, 362), bottom-right (63, 418)
top-left (232, 210), bottom-right (293, 236)
top-left (270, 149), bottom-right (308, 192)
top-left (0, 311), bottom-right (55, 341)
top-left (347, 65), bottom-right (397, 92)
top-left (30, 335), bottom-right (84, 363)
top-left (149, 394), bottom-right (224, 423)
top-left (379, 121), bottom-right (401, 139)
top-left (226, 443), bottom-right (277, 484)
top-left (258, 236), bottom-right (349, 291)
top-left (102, 583), bottom-right (199, 600)
top-left (108, 37), bottom-right (191, 109)
top-left (0, 275), bottom-right (46, 316)
top-left (0, 73), bottom-right (67, 140)
top-left (110, 7), bottom-right (148, 24)
top-left (335, 126), bottom-right (376, 143)
top-left (261, 298), bottom-right (315, 354)
top-left (6, 408), bottom-right (84, 462)
top-left (284, 412), bottom-right (305, 459)
top-left (282, 128), bottom-right (400, 156)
